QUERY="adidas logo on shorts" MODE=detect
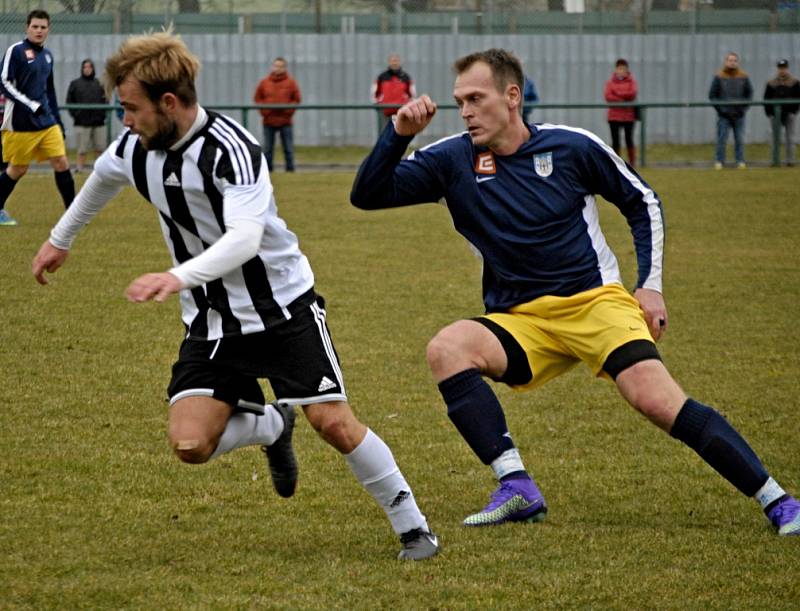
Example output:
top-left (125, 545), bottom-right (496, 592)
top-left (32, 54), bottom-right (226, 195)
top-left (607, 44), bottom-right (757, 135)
top-left (317, 376), bottom-right (337, 392)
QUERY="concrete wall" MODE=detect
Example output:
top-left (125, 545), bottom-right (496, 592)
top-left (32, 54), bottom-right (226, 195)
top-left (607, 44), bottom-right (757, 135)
top-left (2, 32), bottom-right (798, 148)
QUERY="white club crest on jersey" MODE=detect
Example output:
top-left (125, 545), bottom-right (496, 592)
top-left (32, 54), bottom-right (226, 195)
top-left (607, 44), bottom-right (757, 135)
top-left (164, 172), bottom-right (181, 187)
top-left (533, 152), bottom-right (553, 178)
top-left (317, 376), bottom-right (337, 392)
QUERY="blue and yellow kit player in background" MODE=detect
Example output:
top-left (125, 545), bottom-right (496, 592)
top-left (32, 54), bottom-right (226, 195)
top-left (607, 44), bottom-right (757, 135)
top-left (0, 10), bottom-right (74, 226)
top-left (350, 48), bottom-right (800, 536)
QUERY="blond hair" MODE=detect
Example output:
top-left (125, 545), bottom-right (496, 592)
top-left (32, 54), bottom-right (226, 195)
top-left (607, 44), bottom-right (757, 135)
top-left (104, 30), bottom-right (200, 106)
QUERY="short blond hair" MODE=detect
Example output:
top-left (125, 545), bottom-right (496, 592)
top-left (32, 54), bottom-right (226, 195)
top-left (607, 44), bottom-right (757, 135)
top-left (104, 30), bottom-right (200, 106)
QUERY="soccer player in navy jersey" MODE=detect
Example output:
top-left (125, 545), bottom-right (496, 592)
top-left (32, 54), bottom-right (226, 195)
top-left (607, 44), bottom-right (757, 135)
top-left (350, 48), bottom-right (800, 535)
top-left (31, 30), bottom-right (439, 560)
top-left (0, 10), bottom-right (74, 226)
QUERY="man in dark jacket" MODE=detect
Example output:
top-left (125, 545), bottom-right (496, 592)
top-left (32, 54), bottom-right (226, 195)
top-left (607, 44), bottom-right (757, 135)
top-left (764, 59), bottom-right (800, 166)
top-left (709, 52), bottom-right (753, 169)
top-left (66, 59), bottom-right (107, 172)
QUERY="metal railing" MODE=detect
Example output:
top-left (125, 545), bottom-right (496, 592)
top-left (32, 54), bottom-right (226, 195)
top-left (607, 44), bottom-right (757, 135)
top-left (63, 100), bottom-right (799, 168)
top-left (2, 8), bottom-right (798, 35)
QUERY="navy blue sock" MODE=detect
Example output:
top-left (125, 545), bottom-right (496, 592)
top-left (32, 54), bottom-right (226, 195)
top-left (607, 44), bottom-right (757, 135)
top-left (0, 172), bottom-right (18, 209)
top-left (54, 169), bottom-right (75, 209)
top-left (669, 398), bottom-right (768, 496)
top-left (438, 368), bottom-right (515, 465)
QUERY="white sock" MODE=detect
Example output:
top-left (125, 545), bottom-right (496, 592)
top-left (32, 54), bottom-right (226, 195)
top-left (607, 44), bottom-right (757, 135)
top-left (345, 428), bottom-right (427, 535)
top-left (491, 448), bottom-right (526, 480)
top-left (754, 477), bottom-right (787, 510)
top-left (209, 406), bottom-right (284, 460)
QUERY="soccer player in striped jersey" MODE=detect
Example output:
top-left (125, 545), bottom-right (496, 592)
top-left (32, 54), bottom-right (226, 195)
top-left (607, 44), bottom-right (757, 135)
top-left (31, 31), bottom-right (439, 560)
top-left (350, 48), bottom-right (800, 536)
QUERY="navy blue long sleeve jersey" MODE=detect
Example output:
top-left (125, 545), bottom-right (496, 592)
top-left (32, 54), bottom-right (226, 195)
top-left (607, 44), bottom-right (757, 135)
top-left (351, 123), bottom-right (664, 314)
top-left (1, 38), bottom-right (62, 132)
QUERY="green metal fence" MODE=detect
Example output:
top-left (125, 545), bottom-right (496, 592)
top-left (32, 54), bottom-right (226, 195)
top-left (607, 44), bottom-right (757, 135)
top-left (2, 9), bottom-right (798, 35)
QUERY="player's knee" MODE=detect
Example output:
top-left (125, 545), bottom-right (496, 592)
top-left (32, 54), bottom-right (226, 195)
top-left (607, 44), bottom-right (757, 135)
top-left (305, 403), bottom-right (363, 453)
top-left (425, 329), bottom-right (459, 374)
top-left (630, 390), bottom-right (684, 431)
top-left (171, 437), bottom-right (212, 464)
top-left (312, 411), bottom-right (350, 444)
top-left (8, 165), bottom-right (29, 179)
top-left (51, 156), bottom-right (70, 172)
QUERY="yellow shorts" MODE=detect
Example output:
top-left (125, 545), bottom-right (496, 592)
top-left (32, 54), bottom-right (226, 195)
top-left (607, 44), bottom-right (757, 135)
top-left (479, 283), bottom-right (655, 390)
top-left (1, 125), bottom-right (65, 165)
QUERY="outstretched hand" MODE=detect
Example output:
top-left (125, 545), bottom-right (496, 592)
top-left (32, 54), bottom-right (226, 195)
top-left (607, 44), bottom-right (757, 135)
top-left (125, 272), bottom-right (183, 303)
top-left (393, 95), bottom-right (437, 137)
top-left (634, 287), bottom-right (668, 342)
top-left (32, 241), bottom-right (69, 285)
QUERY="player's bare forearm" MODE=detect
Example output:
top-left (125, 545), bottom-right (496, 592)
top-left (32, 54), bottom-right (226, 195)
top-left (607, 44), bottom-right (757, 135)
top-left (125, 272), bottom-right (183, 303)
top-left (634, 287), bottom-right (668, 342)
top-left (393, 95), bottom-right (437, 137)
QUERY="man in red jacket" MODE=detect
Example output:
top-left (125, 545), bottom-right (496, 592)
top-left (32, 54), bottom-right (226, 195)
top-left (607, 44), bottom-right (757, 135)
top-left (254, 57), bottom-right (301, 172)
top-left (372, 53), bottom-right (415, 132)
top-left (604, 58), bottom-right (638, 166)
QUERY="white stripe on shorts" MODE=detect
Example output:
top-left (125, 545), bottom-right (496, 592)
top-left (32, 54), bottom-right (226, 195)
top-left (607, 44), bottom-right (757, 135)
top-left (169, 387), bottom-right (215, 406)
top-left (169, 387), bottom-right (265, 413)
top-left (276, 392), bottom-right (348, 407)
top-left (310, 301), bottom-right (346, 393)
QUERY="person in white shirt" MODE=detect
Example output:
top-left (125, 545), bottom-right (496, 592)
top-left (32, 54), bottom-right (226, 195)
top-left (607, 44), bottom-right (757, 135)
top-left (32, 30), bottom-right (439, 561)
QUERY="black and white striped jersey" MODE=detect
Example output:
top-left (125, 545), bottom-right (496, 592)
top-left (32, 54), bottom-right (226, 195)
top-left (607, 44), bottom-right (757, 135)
top-left (94, 108), bottom-right (315, 340)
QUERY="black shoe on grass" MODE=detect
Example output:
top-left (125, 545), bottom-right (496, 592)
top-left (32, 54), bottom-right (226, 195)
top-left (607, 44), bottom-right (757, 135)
top-left (260, 402), bottom-right (298, 498)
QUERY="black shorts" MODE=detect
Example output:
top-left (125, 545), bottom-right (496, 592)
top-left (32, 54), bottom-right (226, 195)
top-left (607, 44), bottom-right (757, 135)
top-left (167, 294), bottom-right (347, 410)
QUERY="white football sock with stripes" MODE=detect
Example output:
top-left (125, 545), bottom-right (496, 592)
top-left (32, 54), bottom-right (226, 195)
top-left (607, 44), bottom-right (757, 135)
top-left (344, 428), bottom-right (428, 535)
top-left (209, 407), bottom-right (284, 460)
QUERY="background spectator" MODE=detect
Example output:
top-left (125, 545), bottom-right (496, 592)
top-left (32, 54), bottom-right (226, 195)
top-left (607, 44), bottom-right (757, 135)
top-left (0, 90), bottom-right (6, 170)
top-left (709, 51), bottom-right (753, 169)
top-left (764, 59), bottom-right (800, 167)
top-left (113, 92), bottom-right (124, 122)
top-left (522, 75), bottom-right (539, 123)
top-left (372, 53), bottom-right (415, 131)
top-left (254, 57), bottom-right (301, 172)
top-left (604, 58), bottom-right (638, 166)
top-left (66, 58), bottom-right (107, 173)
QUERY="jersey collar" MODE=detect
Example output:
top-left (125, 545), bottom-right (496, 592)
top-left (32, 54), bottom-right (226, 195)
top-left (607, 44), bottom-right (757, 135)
top-left (169, 105), bottom-right (208, 152)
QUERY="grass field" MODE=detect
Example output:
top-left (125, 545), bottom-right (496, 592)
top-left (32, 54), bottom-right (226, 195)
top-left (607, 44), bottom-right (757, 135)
top-left (1, 167), bottom-right (798, 609)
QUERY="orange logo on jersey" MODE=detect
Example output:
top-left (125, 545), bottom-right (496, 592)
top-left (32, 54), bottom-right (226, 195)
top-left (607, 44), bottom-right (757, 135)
top-left (25, 49), bottom-right (35, 61)
top-left (474, 152), bottom-right (496, 175)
